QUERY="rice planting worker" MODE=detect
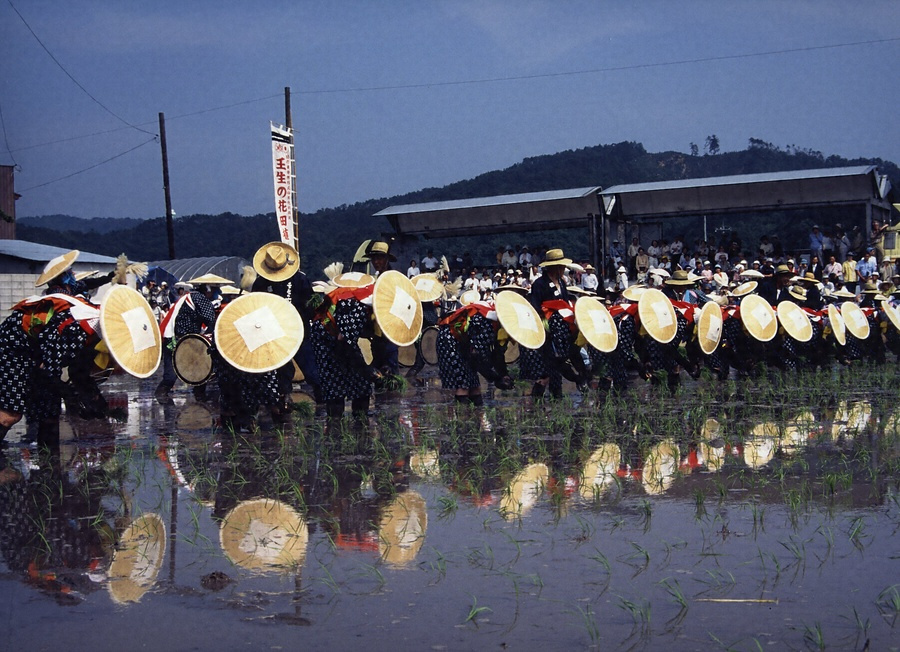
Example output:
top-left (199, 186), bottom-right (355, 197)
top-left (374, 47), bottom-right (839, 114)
top-left (404, 273), bottom-right (444, 383)
top-left (155, 282), bottom-right (217, 401)
top-left (587, 289), bottom-right (640, 392)
top-left (856, 282), bottom-right (887, 364)
top-left (435, 297), bottom-right (514, 406)
top-left (635, 271), bottom-right (695, 389)
top-left (40, 250), bottom-right (114, 298)
top-left (363, 241), bottom-right (400, 380)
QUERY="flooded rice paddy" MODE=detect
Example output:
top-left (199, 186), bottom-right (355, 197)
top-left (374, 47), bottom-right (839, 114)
top-left (2, 364), bottom-right (900, 651)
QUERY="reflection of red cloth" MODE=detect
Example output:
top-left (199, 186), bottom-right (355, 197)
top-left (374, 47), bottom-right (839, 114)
top-left (335, 532), bottom-right (379, 552)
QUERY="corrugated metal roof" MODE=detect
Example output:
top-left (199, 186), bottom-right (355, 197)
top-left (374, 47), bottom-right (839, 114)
top-left (374, 186), bottom-right (602, 217)
top-left (601, 166), bottom-right (876, 196)
top-left (0, 239), bottom-right (118, 263)
top-left (145, 256), bottom-right (250, 283)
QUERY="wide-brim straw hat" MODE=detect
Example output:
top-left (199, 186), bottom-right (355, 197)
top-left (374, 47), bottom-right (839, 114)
top-left (35, 249), bottom-right (79, 286)
top-left (75, 269), bottom-right (99, 282)
top-left (744, 427), bottom-right (777, 469)
top-left (579, 443), bottom-right (621, 500)
top-left (500, 463), bottom-right (549, 519)
top-left (861, 281), bottom-right (880, 294)
top-left (881, 300), bottom-right (900, 332)
top-left (373, 270), bottom-right (424, 346)
top-left (99, 286), bottom-right (162, 378)
top-left (697, 300), bottom-right (724, 354)
top-left (649, 267), bottom-right (670, 278)
top-left (841, 301), bottom-right (870, 339)
top-left (642, 439), bottom-right (679, 495)
top-left (187, 273), bottom-right (233, 285)
top-left (459, 289), bottom-right (481, 306)
top-left (567, 285), bottom-right (594, 297)
top-left (214, 293), bottom-right (304, 372)
top-left (332, 271), bottom-right (376, 288)
top-left (378, 491), bottom-right (427, 567)
top-left (410, 273), bottom-right (443, 302)
top-left (827, 304), bottom-right (847, 346)
top-left (575, 295), bottom-right (618, 352)
top-left (621, 285), bottom-right (645, 302)
top-left (253, 242), bottom-right (300, 282)
top-left (220, 498), bottom-right (308, 571)
top-left (788, 285), bottom-right (807, 303)
top-left (539, 248), bottom-right (572, 267)
top-left (829, 288), bottom-right (856, 299)
top-left (365, 240), bottom-right (397, 262)
top-left (107, 513), bottom-right (166, 604)
top-left (494, 290), bottom-right (545, 349)
top-left (740, 269), bottom-right (765, 279)
top-left (730, 281), bottom-right (758, 297)
top-left (775, 264), bottom-right (793, 276)
top-left (219, 284), bottom-right (241, 296)
top-left (664, 270), bottom-right (695, 286)
top-left (777, 300), bottom-right (813, 342)
top-left (638, 288), bottom-right (678, 343)
top-left (494, 283), bottom-right (528, 295)
top-left (740, 294), bottom-right (778, 342)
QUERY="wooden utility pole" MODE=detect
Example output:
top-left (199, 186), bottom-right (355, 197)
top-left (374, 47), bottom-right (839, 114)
top-left (159, 112), bottom-right (176, 259)
top-left (284, 86), bottom-right (300, 260)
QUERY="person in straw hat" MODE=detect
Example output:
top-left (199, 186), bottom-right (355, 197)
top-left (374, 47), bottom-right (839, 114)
top-left (250, 242), bottom-right (322, 406)
top-left (0, 290), bottom-right (109, 445)
top-left (634, 271), bottom-right (696, 389)
top-left (521, 248), bottom-right (588, 399)
top-left (36, 249), bottom-right (113, 298)
top-left (362, 241), bottom-right (400, 377)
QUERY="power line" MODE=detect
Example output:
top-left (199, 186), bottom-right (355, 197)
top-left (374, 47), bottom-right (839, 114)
top-left (19, 136), bottom-right (158, 192)
top-left (6, 0), bottom-right (156, 138)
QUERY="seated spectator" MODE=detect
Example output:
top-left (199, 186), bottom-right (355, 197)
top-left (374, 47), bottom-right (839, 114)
top-left (407, 259), bottom-right (420, 278)
top-left (421, 250), bottom-right (440, 273)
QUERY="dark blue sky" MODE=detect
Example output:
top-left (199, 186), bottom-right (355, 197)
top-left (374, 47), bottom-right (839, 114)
top-left (3, 1), bottom-right (898, 220)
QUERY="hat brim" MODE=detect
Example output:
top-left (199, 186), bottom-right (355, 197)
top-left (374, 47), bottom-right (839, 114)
top-left (220, 499), bottom-right (308, 571)
top-left (187, 273), bottom-right (234, 285)
top-left (494, 290), bottom-right (545, 350)
top-left (827, 304), bottom-right (846, 345)
top-left (638, 288), bottom-right (678, 344)
top-left (697, 301), bottom-right (723, 354)
top-left (539, 258), bottom-right (573, 268)
top-left (35, 249), bottom-right (80, 287)
top-left (777, 301), bottom-right (813, 342)
top-left (332, 271), bottom-right (375, 288)
top-left (253, 242), bottom-right (300, 282)
top-left (574, 296), bottom-right (618, 353)
top-left (373, 271), bottom-right (424, 347)
top-left (841, 301), bottom-right (870, 339)
top-left (731, 281), bottom-right (758, 297)
top-left (214, 293), bottom-right (305, 372)
top-left (99, 286), bottom-right (162, 378)
top-left (108, 513), bottom-right (166, 604)
top-left (410, 274), bottom-right (443, 302)
top-left (881, 300), bottom-right (900, 333)
top-left (740, 294), bottom-right (778, 342)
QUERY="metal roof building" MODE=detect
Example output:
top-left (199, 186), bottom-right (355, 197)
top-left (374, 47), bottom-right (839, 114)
top-left (145, 256), bottom-right (250, 285)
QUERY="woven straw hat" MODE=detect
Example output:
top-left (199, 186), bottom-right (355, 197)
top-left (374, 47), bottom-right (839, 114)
top-left (187, 273), bottom-right (233, 285)
top-left (35, 249), bottom-right (79, 287)
top-left (75, 269), bottom-right (99, 282)
top-left (827, 303), bottom-right (846, 345)
top-left (574, 295), bottom-right (618, 353)
top-left (579, 443), bottom-right (621, 500)
top-left (664, 269), bottom-right (695, 286)
top-left (881, 300), bottom-right (900, 332)
top-left (539, 248), bottom-right (573, 267)
top-left (841, 301), bottom-right (870, 339)
top-left (829, 288), bottom-right (856, 299)
top-left (730, 281), bottom-right (758, 297)
top-left (220, 498), bottom-right (308, 571)
top-left (459, 289), bottom-right (481, 306)
top-left (373, 270), bottom-right (424, 346)
top-left (253, 242), bottom-right (300, 282)
top-left (621, 285), bottom-right (645, 302)
top-left (740, 269), bottom-right (765, 279)
top-left (214, 293), bottom-right (304, 373)
top-left (740, 294), bottom-right (777, 342)
top-left (494, 290), bottom-right (545, 350)
top-left (777, 300), bottom-right (813, 342)
top-left (332, 271), bottom-right (375, 288)
top-left (494, 283), bottom-right (528, 295)
top-left (410, 273), bottom-right (443, 302)
top-left (788, 285), bottom-right (807, 303)
top-left (638, 288), bottom-right (678, 343)
top-left (378, 491), bottom-right (427, 567)
top-left (108, 513), bottom-right (166, 604)
top-left (99, 286), bottom-right (162, 378)
top-left (500, 463), bottom-right (549, 519)
top-left (365, 240), bottom-right (397, 261)
top-left (642, 439), bottom-right (679, 495)
top-left (697, 300), bottom-right (724, 354)
top-left (219, 284), bottom-right (241, 295)
top-left (860, 281), bottom-right (880, 294)
top-left (744, 424), bottom-right (777, 469)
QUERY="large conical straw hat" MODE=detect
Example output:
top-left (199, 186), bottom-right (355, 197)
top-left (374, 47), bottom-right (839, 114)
top-left (99, 285), bottom-right (162, 378)
top-left (642, 439), bottom-right (678, 495)
top-left (638, 288), bottom-right (677, 344)
top-left (410, 273), bottom-right (443, 302)
top-left (827, 303), bottom-right (846, 346)
top-left (881, 300), bottom-right (900, 332)
top-left (220, 498), bottom-right (308, 572)
top-left (373, 270), bottom-right (423, 346)
top-left (579, 443), bottom-right (621, 500)
top-left (574, 295), bottom-right (617, 353)
top-left (841, 301), bottom-right (870, 339)
top-left (621, 285), bottom-right (645, 302)
top-left (214, 293), bottom-right (304, 373)
top-left (740, 294), bottom-right (777, 342)
top-left (459, 289), bottom-right (481, 306)
top-left (332, 271), bottom-right (375, 288)
top-left (107, 513), bottom-right (166, 604)
top-left (777, 300), bottom-right (813, 342)
top-left (500, 463), bottom-right (549, 519)
top-left (745, 422), bottom-right (777, 469)
top-left (494, 290), bottom-right (545, 350)
top-left (730, 281), bottom-right (758, 298)
top-left (696, 300), bottom-right (724, 354)
top-left (378, 491), bottom-right (427, 567)
top-left (187, 273), bottom-right (233, 285)
top-left (35, 249), bottom-right (79, 286)
top-left (740, 269), bottom-right (765, 279)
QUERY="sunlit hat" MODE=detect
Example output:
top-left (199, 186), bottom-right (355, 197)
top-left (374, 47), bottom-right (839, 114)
top-left (777, 300), bottom-right (813, 342)
top-left (373, 270), bottom-right (424, 346)
top-left (788, 285), bottom-right (807, 303)
top-left (740, 294), bottom-right (777, 342)
top-left (494, 283), bottom-right (528, 295)
top-left (75, 269), bottom-right (99, 282)
top-left (774, 264), bottom-right (793, 275)
top-left (649, 267), bottom-right (670, 278)
top-left (744, 425), bottom-right (777, 469)
top-left (574, 295), bottom-right (618, 352)
top-left (364, 240), bottom-right (397, 262)
top-left (841, 301), bottom-right (870, 339)
top-left (881, 300), bottom-right (900, 332)
top-left (579, 443), bottom-right (621, 500)
top-left (830, 288), bottom-right (856, 299)
top-left (99, 286), bottom-right (162, 378)
top-left (108, 513), bottom-right (166, 604)
top-left (214, 293), bottom-right (304, 372)
top-left (642, 439), bottom-right (679, 495)
top-left (410, 273), bottom-right (443, 302)
top-left (500, 463), bottom-right (549, 519)
top-left (827, 303), bottom-right (846, 346)
top-left (861, 281), bottom-right (880, 294)
top-left (539, 248), bottom-right (573, 267)
top-left (378, 491), bottom-right (427, 567)
top-left (35, 249), bottom-right (79, 286)
top-left (459, 289), bottom-right (481, 306)
top-left (797, 272), bottom-right (818, 285)
top-left (220, 499), bottom-right (308, 571)
top-left (174, 281), bottom-right (194, 291)
top-left (253, 242), bottom-right (300, 282)
top-left (730, 281), bottom-right (758, 297)
top-left (664, 269), bottom-right (695, 286)
top-left (740, 269), bottom-right (765, 279)
top-left (332, 271), bottom-right (376, 288)
top-left (621, 285), bottom-right (645, 302)
top-left (219, 284), bottom-right (241, 296)
top-left (697, 300), bottom-right (724, 354)
top-left (187, 273), bottom-right (233, 285)
top-left (638, 288), bottom-right (678, 343)
top-left (494, 290), bottom-right (545, 350)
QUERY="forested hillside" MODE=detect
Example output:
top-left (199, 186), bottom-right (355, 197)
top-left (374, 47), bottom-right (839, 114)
top-left (17, 139), bottom-right (899, 278)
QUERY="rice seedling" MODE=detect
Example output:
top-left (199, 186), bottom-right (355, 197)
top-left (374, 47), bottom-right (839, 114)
top-left (616, 594), bottom-right (651, 635)
top-left (570, 603), bottom-right (601, 646)
top-left (801, 621), bottom-right (826, 650)
top-left (848, 516), bottom-right (868, 552)
top-left (436, 494), bottom-right (458, 518)
top-left (463, 594), bottom-right (492, 625)
top-left (876, 584), bottom-right (900, 624)
top-left (658, 577), bottom-right (689, 610)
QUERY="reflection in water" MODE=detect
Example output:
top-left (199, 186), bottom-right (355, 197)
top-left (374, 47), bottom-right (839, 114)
top-left (744, 422), bottom-right (778, 469)
top-left (219, 499), bottom-right (308, 573)
top-left (641, 439), bottom-right (679, 495)
top-left (500, 463), bottom-right (548, 519)
top-left (108, 513), bottom-right (166, 603)
top-left (579, 443), bottom-right (620, 500)
top-left (378, 491), bottom-right (427, 567)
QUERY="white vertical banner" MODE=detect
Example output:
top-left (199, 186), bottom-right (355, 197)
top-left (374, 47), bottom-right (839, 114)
top-left (271, 123), bottom-right (296, 248)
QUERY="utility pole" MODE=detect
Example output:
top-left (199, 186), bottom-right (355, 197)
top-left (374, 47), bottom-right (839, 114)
top-left (284, 87), bottom-right (300, 261)
top-left (159, 112), bottom-right (176, 259)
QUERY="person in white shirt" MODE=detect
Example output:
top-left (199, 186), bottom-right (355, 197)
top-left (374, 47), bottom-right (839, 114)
top-left (518, 246), bottom-right (532, 268)
top-left (420, 250), bottom-right (439, 273)
top-left (581, 264), bottom-right (599, 292)
top-left (501, 247), bottom-right (517, 268)
top-left (406, 260), bottom-right (420, 278)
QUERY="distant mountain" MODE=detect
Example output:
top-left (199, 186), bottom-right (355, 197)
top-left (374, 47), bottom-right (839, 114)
top-left (16, 139), bottom-right (900, 279)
